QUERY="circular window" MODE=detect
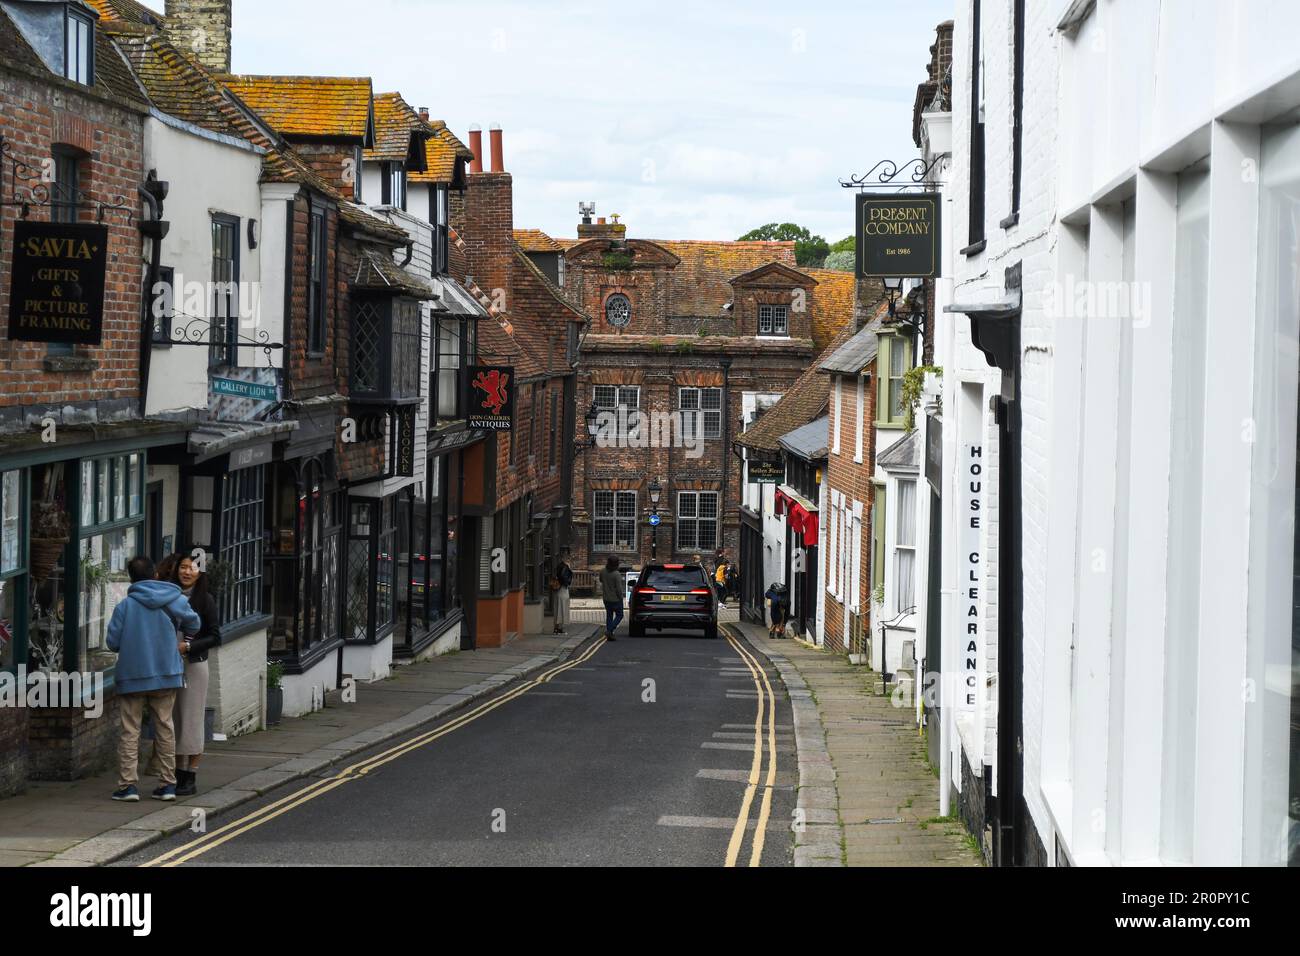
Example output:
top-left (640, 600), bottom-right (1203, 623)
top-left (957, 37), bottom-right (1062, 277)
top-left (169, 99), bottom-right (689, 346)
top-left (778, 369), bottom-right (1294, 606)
top-left (605, 293), bottom-right (632, 328)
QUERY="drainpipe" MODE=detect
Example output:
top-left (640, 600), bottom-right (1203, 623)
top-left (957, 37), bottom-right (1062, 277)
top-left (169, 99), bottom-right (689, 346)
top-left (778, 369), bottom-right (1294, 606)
top-left (137, 174), bottom-right (170, 417)
top-left (719, 357), bottom-right (733, 560)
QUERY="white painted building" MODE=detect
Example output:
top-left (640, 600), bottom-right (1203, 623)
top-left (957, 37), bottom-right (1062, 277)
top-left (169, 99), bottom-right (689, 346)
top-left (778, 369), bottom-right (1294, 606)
top-left (943, 0), bottom-right (1299, 867)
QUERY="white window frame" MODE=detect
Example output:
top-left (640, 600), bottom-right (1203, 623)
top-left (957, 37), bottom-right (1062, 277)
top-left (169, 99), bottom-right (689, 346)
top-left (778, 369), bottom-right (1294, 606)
top-left (854, 375), bottom-right (865, 463)
top-left (592, 490), bottom-right (637, 553)
top-left (594, 384), bottom-right (641, 440)
top-left (893, 478), bottom-right (917, 616)
top-left (676, 490), bottom-right (719, 553)
top-left (758, 303), bottom-right (789, 336)
top-left (679, 387), bottom-right (723, 440)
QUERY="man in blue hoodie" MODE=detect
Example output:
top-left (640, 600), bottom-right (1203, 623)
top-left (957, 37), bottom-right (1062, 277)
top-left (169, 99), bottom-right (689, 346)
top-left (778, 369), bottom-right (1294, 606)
top-left (107, 556), bottom-right (201, 802)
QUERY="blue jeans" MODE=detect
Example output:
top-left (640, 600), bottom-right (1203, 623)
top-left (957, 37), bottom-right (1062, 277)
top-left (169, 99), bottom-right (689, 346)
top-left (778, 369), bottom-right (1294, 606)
top-left (604, 601), bottom-right (624, 636)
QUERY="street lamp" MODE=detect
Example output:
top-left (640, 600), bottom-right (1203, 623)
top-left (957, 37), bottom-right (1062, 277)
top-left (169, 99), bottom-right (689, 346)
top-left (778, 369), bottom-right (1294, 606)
top-left (583, 401), bottom-right (601, 448)
top-left (648, 479), bottom-right (662, 560)
top-left (881, 275), bottom-right (905, 317)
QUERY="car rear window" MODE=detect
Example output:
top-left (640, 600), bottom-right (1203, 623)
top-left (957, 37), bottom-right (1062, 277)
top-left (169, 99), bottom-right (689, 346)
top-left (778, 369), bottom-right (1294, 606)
top-left (643, 567), bottom-right (709, 591)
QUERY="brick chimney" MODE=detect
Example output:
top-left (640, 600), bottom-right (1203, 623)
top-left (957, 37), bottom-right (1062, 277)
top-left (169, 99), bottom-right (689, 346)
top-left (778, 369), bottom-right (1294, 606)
top-left (577, 211), bottom-right (627, 241)
top-left (467, 125), bottom-right (483, 173)
top-left (165, 0), bottom-right (232, 74)
top-left (462, 127), bottom-right (513, 300)
top-left (418, 107), bottom-right (430, 122)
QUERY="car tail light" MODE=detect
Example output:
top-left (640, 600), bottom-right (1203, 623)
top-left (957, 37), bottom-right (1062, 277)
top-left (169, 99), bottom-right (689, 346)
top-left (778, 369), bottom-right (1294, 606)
top-left (664, 564), bottom-right (685, 570)
top-left (636, 587), bottom-right (657, 594)
top-left (690, 588), bottom-right (711, 594)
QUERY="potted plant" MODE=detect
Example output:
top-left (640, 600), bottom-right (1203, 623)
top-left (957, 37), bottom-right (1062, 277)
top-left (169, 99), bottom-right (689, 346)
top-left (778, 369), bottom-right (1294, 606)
top-left (31, 483), bottom-right (71, 585)
top-left (266, 659), bottom-right (284, 726)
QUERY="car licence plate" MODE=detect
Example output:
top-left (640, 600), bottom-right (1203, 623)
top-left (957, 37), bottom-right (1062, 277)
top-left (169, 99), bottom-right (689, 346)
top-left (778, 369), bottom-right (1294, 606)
top-left (659, 595), bottom-right (687, 602)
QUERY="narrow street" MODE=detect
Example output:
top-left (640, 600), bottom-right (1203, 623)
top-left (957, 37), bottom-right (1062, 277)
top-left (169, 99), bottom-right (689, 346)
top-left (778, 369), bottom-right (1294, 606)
top-left (115, 624), bottom-right (796, 868)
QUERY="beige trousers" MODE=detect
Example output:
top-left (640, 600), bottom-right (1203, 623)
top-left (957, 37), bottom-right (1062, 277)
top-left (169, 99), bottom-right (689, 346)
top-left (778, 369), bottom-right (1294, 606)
top-left (554, 587), bottom-right (571, 629)
top-left (119, 689), bottom-right (177, 788)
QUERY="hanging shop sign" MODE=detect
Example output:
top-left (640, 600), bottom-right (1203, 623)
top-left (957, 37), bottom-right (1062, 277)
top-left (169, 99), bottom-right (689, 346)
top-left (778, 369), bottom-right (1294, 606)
top-left (7, 221), bottom-right (109, 345)
top-left (960, 441), bottom-right (984, 710)
top-left (926, 414), bottom-right (943, 495)
top-left (855, 193), bottom-right (942, 280)
top-left (748, 460), bottom-right (784, 485)
top-left (467, 365), bottom-right (514, 431)
top-left (209, 368), bottom-right (282, 422)
top-left (396, 407), bottom-right (417, 477)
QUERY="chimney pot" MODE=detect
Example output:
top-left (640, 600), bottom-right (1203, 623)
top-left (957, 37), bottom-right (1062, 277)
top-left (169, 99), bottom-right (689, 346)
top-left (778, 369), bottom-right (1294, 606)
top-left (468, 125), bottom-right (483, 173)
top-left (489, 125), bottom-right (504, 173)
top-left (597, 217), bottom-right (606, 225)
top-left (418, 107), bottom-right (430, 121)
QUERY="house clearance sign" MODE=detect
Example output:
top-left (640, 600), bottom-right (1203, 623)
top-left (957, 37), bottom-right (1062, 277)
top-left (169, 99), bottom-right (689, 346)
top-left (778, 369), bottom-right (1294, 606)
top-left (7, 221), bottom-right (109, 345)
top-left (855, 193), bottom-right (941, 280)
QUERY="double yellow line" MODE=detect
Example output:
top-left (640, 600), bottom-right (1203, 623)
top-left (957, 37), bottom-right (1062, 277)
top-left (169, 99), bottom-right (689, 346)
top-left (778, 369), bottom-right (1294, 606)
top-left (143, 637), bottom-right (608, 867)
top-left (723, 628), bottom-right (778, 868)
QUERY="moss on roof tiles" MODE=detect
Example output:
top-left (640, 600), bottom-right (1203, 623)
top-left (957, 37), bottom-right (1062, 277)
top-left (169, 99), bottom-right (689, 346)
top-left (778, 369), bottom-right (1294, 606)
top-left (219, 75), bottom-right (374, 141)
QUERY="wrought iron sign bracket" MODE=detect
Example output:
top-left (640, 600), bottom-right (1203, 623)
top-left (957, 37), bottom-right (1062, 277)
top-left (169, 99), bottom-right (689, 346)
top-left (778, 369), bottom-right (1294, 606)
top-left (840, 156), bottom-right (947, 192)
top-left (160, 313), bottom-right (285, 365)
top-left (1, 136), bottom-right (134, 224)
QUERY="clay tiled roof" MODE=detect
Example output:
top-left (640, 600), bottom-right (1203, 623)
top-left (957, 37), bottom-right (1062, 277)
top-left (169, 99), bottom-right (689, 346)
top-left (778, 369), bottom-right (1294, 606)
top-left (655, 240), bottom-right (797, 318)
top-left (736, 322), bottom-right (858, 454)
top-left (219, 75), bottom-right (375, 143)
top-left (802, 268), bottom-right (858, 353)
top-left (366, 92), bottom-right (426, 165)
top-left (116, 34), bottom-right (241, 137)
top-left (338, 202), bottom-right (413, 245)
top-left (410, 123), bottom-right (473, 184)
top-left (514, 229), bottom-right (564, 254)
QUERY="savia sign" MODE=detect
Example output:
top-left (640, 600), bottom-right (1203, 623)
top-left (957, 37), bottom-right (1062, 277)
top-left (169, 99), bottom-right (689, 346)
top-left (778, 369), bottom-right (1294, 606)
top-left (855, 193), bottom-right (942, 280)
top-left (7, 221), bottom-right (109, 345)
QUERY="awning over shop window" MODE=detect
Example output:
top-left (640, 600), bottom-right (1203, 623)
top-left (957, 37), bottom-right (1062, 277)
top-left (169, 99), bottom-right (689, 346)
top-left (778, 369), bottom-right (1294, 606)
top-left (774, 486), bottom-right (819, 548)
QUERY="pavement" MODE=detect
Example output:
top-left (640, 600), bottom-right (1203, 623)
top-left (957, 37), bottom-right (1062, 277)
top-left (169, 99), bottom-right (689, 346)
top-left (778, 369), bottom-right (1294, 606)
top-left (115, 619), bottom-right (794, 867)
top-left (2, 628), bottom-right (595, 867)
top-left (729, 620), bottom-right (983, 867)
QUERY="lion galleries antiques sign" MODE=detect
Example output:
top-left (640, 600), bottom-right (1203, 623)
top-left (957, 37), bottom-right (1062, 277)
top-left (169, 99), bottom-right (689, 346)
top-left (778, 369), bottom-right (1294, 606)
top-left (7, 221), bottom-right (109, 345)
top-left (855, 193), bottom-right (941, 280)
top-left (467, 365), bottom-right (515, 430)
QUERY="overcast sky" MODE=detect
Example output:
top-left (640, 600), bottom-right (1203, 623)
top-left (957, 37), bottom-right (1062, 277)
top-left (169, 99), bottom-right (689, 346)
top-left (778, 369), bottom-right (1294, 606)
top-left (142, 0), bottom-right (954, 244)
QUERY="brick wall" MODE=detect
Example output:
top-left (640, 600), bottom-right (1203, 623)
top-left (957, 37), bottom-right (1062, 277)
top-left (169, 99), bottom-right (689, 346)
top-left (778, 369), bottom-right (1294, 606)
top-left (27, 696), bottom-right (121, 782)
top-left (0, 708), bottom-right (28, 797)
top-left (0, 69), bottom-right (145, 429)
top-left (820, 362), bottom-right (878, 654)
top-left (163, 0), bottom-right (233, 74)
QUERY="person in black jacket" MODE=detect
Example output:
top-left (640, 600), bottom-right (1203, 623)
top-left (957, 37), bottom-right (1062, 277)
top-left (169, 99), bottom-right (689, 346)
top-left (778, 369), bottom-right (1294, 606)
top-left (552, 551), bottom-right (574, 634)
top-left (169, 552), bottom-right (222, 797)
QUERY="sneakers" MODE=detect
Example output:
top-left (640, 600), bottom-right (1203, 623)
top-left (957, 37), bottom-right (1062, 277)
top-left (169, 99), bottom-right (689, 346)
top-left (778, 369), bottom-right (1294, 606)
top-left (151, 784), bottom-right (177, 802)
top-left (111, 785), bottom-right (140, 802)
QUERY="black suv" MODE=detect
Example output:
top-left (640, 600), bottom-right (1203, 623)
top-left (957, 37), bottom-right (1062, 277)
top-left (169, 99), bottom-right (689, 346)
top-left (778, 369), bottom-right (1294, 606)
top-left (628, 563), bottom-right (718, 639)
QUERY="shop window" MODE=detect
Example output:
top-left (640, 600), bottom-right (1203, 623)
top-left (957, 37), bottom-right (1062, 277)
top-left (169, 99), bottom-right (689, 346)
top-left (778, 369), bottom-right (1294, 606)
top-left (679, 387), bottom-right (723, 440)
top-left (269, 467), bottom-right (341, 660)
top-left (346, 498), bottom-right (396, 642)
top-left (876, 334), bottom-right (914, 427)
top-left (593, 491), bottom-right (636, 553)
top-left (758, 304), bottom-right (788, 337)
top-left (676, 491), bottom-right (718, 553)
top-left (0, 470), bottom-right (27, 672)
top-left (77, 454), bottom-right (145, 673)
top-left (215, 467), bottom-right (264, 626)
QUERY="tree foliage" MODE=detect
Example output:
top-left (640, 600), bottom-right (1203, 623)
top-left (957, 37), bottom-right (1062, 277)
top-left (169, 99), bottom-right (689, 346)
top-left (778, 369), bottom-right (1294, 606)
top-left (739, 222), bottom-right (830, 268)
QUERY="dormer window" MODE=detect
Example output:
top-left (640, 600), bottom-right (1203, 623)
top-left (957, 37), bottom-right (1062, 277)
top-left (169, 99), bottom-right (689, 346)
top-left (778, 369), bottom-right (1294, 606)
top-left (65, 7), bottom-right (94, 85)
top-left (382, 162), bottom-right (407, 211)
top-left (758, 304), bottom-right (789, 337)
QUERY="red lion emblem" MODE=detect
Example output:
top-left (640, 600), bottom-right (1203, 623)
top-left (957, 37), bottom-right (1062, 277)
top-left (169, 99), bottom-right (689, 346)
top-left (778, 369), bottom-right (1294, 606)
top-left (472, 369), bottom-right (511, 416)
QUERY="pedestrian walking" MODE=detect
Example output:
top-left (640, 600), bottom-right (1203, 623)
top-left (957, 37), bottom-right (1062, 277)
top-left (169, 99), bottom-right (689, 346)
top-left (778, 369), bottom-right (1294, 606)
top-left (168, 552), bottom-right (222, 797)
top-left (714, 558), bottom-right (729, 606)
top-left (599, 555), bottom-right (624, 641)
top-left (765, 581), bottom-right (790, 639)
top-left (106, 556), bottom-right (201, 802)
top-left (552, 552), bottom-right (573, 634)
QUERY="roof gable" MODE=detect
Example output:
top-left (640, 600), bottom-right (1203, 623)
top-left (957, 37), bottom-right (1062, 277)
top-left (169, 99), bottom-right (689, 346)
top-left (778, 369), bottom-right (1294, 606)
top-left (219, 74), bottom-right (376, 145)
top-left (729, 260), bottom-right (817, 289)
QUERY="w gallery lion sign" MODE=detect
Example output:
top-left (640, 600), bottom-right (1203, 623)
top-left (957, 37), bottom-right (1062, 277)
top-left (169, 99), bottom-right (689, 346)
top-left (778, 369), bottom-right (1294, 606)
top-left (468, 365), bottom-right (514, 430)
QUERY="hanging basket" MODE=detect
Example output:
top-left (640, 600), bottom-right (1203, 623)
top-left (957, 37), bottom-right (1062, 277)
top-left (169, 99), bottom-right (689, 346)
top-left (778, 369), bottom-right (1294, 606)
top-left (30, 538), bottom-right (66, 583)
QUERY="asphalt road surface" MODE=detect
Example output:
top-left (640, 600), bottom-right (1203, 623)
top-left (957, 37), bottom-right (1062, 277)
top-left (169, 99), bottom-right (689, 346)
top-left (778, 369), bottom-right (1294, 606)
top-left (117, 622), bottom-right (797, 867)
